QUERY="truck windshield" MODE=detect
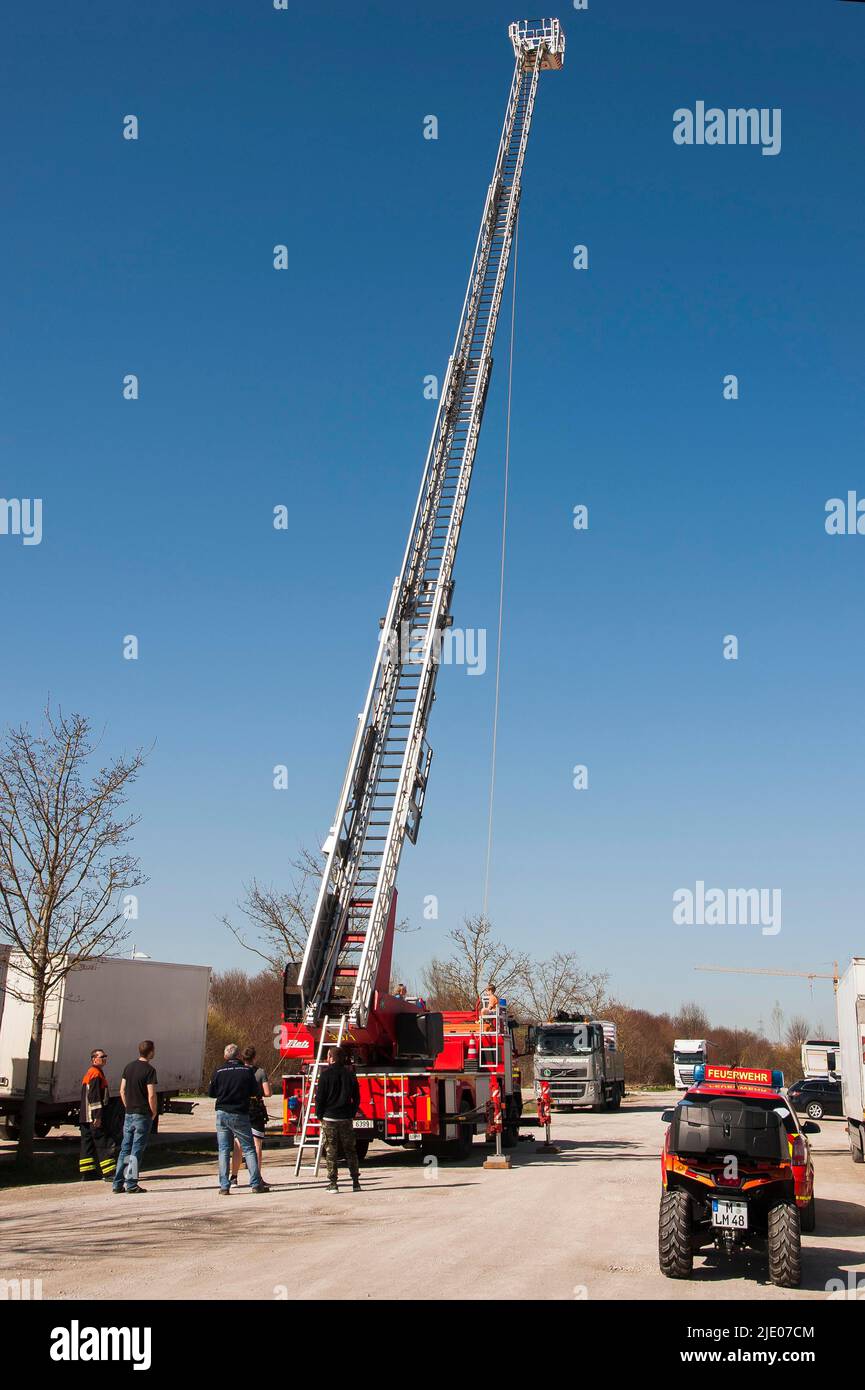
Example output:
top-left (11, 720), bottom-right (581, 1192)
top-left (674, 1052), bottom-right (704, 1065)
top-left (536, 1028), bottom-right (593, 1056)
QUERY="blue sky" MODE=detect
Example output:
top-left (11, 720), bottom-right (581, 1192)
top-left (2, 0), bottom-right (862, 1032)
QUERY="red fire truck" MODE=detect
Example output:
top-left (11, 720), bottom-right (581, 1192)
top-left (277, 21), bottom-right (564, 1167)
top-left (280, 898), bottom-right (523, 1162)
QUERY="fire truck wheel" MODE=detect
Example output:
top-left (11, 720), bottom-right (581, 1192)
top-left (354, 1136), bottom-right (370, 1164)
top-left (502, 1125), bottom-right (518, 1149)
top-left (658, 1188), bottom-right (694, 1279)
top-left (800, 1196), bottom-right (816, 1233)
top-left (443, 1097), bottom-right (474, 1160)
top-left (767, 1201), bottom-right (802, 1288)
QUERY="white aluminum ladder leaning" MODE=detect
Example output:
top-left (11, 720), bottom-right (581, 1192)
top-left (293, 1016), bottom-right (346, 1177)
top-left (383, 1073), bottom-right (407, 1141)
top-left (479, 1009), bottom-right (502, 1069)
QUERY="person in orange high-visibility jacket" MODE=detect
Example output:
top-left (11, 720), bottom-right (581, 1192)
top-left (79, 1048), bottom-right (116, 1182)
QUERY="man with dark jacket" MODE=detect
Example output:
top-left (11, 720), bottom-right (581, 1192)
top-left (315, 1046), bottom-right (361, 1193)
top-left (208, 1043), bottom-right (270, 1195)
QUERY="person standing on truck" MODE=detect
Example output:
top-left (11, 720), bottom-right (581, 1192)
top-left (112, 1041), bottom-right (158, 1195)
top-left (79, 1048), bottom-right (116, 1183)
top-left (229, 1045), bottom-right (271, 1188)
top-left (209, 1043), bottom-right (270, 1195)
top-left (315, 1046), bottom-right (361, 1194)
top-left (479, 983), bottom-right (499, 1011)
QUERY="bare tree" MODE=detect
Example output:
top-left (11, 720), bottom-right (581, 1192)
top-left (518, 951), bottom-right (609, 1022)
top-left (673, 1001), bottom-right (711, 1037)
top-left (784, 1014), bottom-right (811, 1051)
top-left (221, 847), bottom-right (322, 973)
top-left (420, 914), bottom-right (530, 1011)
top-left (0, 708), bottom-right (146, 1166)
top-left (223, 847), bottom-right (417, 976)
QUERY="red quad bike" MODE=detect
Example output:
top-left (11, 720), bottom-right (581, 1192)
top-left (658, 1065), bottom-right (819, 1288)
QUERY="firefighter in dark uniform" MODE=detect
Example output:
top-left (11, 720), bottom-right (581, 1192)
top-left (79, 1048), bottom-right (116, 1183)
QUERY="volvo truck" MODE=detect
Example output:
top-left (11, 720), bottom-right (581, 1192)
top-left (528, 1014), bottom-right (624, 1112)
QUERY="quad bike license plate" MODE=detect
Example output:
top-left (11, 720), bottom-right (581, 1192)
top-left (711, 1199), bottom-right (748, 1229)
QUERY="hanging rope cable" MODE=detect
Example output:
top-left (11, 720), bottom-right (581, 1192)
top-left (482, 215), bottom-right (519, 921)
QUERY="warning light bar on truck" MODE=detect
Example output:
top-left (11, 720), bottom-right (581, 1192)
top-left (693, 1065), bottom-right (784, 1090)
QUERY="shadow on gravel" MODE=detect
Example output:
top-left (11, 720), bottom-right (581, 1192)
top-left (521, 1140), bottom-right (650, 1163)
top-left (0, 1140), bottom-right (216, 1189)
top-left (812, 1197), bottom-right (865, 1237)
top-left (676, 1234), bottom-right (865, 1293)
top-left (604, 1104), bottom-right (670, 1115)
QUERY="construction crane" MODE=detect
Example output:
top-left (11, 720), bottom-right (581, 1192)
top-left (282, 19), bottom-right (565, 1172)
top-left (695, 964), bottom-right (839, 992)
top-left (294, 19), bottom-right (564, 1034)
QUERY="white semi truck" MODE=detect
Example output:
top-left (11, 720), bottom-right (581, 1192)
top-left (528, 1014), bottom-right (625, 1111)
top-left (801, 1037), bottom-right (839, 1078)
top-left (0, 948), bottom-right (211, 1138)
top-left (835, 957), bottom-right (865, 1165)
top-left (673, 1038), bottom-right (708, 1090)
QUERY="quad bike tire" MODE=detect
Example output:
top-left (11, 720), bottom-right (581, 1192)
top-left (658, 1187), bottom-right (694, 1279)
top-left (768, 1201), bottom-right (802, 1287)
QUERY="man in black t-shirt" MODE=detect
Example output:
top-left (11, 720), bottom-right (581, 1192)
top-left (112, 1041), bottom-right (159, 1195)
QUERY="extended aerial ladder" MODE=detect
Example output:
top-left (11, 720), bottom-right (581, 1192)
top-left (293, 20), bottom-right (565, 1039)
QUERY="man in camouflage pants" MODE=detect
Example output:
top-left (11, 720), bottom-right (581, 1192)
top-left (314, 1047), bottom-right (361, 1194)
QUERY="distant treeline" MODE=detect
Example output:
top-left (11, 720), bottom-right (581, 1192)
top-left (204, 967), bottom-right (811, 1093)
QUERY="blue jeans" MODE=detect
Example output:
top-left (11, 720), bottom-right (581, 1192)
top-left (216, 1110), bottom-right (262, 1190)
top-left (112, 1113), bottom-right (153, 1191)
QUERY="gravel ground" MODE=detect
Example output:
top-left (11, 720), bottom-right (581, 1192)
top-left (1, 1092), bottom-right (863, 1301)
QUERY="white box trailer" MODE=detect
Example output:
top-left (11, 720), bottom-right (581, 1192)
top-left (0, 948), bottom-right (211, 1137)
top-left (836, 957), bottom-right (865, 1166)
